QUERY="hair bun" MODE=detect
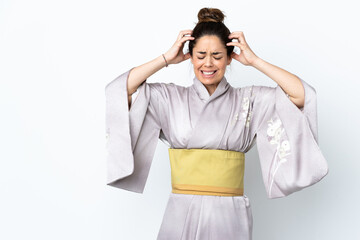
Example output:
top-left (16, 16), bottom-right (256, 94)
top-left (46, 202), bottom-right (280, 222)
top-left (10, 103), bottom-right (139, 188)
top-left (198, 7), bottom-right (225, 23)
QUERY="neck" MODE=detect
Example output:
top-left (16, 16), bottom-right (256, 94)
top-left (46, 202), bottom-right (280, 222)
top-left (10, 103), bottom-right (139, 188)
top-left (204, 82), bottom-right (220, 96)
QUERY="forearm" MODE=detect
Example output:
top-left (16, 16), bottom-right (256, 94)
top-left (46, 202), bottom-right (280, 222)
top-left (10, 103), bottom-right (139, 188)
top-left (251, 57), bottom-right (305, 108)
top-left (127, 55), bottom-right (167, 95)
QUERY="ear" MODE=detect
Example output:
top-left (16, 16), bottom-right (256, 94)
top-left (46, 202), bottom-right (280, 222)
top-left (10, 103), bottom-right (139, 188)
top-left (227, 56), bottom-right (232, 65)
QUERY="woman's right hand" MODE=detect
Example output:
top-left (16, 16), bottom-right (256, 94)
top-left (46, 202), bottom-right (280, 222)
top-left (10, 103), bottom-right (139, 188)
top-left (163, 30), bottom-right (195, 65)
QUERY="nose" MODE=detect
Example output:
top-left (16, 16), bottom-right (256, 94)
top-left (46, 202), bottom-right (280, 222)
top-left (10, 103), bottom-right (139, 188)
top-left (204, 56), bottom-right (213, 67)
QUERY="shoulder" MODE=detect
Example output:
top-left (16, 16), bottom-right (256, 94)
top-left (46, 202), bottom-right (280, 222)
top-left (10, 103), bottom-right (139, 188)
top-left (147, 81), bottom-right (184, 90)
top-left (247, 85), bottom-right (277, 98)
top-left (233, 84), bottom-right (277, 102)
top-left (233, 85), bottom-right (258, 97)
top-left (145, 81), bottom-right (188, 100)
top-left (147, 82), bottom-right (188, 93)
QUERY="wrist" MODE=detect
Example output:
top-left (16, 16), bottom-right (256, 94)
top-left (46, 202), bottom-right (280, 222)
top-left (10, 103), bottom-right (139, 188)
top-left (250, 57), bottom-right (264, 69)
top-left (162, 53), bottom-right (170, 67)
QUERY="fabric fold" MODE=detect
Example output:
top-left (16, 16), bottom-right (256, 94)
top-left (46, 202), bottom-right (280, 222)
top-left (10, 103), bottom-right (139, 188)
top-left (253, 78), bottom-right (329, 199)
top-left (105, 69), bottom-right (161, 193)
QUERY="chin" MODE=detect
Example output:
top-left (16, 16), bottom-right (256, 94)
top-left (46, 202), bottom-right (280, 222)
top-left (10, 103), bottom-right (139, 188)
top-left (200, 78), bottom-right (219, 85)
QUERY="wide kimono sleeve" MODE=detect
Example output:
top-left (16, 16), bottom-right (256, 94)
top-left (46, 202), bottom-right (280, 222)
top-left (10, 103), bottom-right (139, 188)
top-left (104, 68), bottom-right (166, 193)
top-left (250, 78), bottom-right (329, 199)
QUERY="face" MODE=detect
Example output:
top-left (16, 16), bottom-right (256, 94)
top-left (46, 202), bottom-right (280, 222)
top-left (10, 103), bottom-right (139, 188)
top-left (190, 35), bottom-right (232, 94)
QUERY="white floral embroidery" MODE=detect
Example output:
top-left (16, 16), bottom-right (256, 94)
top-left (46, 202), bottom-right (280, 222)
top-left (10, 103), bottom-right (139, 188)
top-left (232, 87), bottom-right (253, 127)
top-left (266, 117), bottom-right (291, 197)
top-left (240, 97), bottom-right (252, 127)
top-left (230, 113), bottom-right (237, 127)
top-left (241, 97), bottom-right (250, 126)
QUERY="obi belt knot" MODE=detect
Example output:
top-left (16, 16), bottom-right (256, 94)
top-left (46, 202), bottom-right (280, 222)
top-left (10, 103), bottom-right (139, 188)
top-left (168, 148), bottom-right (245, 196)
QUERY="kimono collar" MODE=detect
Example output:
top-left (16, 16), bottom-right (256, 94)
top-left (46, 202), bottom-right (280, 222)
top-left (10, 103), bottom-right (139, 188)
top-left (192, 75), bottom-right (230, 101)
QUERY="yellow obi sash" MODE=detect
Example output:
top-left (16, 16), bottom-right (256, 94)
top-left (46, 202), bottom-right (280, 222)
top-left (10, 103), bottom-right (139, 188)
top-left (168, 148), bottom-right (245, 196)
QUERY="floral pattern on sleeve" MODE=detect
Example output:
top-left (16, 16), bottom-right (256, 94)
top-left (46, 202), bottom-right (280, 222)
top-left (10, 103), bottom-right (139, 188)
top-left (266, 116), bottom-right (291, 197)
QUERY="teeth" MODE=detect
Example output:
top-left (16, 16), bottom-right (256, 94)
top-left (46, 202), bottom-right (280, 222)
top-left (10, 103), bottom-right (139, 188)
top-left (202, 71), bottom-right (215, 75)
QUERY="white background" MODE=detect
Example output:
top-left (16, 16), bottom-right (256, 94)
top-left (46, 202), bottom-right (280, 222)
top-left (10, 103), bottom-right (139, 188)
top-left (1, 0), bottom-right (359, 239)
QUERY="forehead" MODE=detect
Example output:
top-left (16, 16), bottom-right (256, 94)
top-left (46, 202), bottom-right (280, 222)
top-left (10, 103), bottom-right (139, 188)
top-left (194, 35), bottom-right (226, 52)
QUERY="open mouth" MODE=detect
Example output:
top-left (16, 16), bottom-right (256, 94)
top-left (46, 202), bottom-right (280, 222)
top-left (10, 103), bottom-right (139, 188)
top-left (201, 70), bottom-right (217, 77)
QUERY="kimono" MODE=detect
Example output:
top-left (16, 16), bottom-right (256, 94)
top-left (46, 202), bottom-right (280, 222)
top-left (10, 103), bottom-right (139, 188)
top-left (105, 68), bottom-right (329, 240)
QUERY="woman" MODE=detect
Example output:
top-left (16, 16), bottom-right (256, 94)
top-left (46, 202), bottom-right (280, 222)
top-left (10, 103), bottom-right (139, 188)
top-left (105, 7), bottom-right (328, 240)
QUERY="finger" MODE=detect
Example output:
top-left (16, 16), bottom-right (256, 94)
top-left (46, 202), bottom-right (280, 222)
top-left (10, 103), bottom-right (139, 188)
top-left (176, 36), bottom-right (194, 48)
top-left (231, 32), bottom-right (246, 44)
top-left (181, 29), bottom-right (193, 35)
top-left (227, 38), bottom-right (246, 48)
top-left (181, 29), bottom-right (193, 33)
top-left (177, 33), bottom-right (193, 41)
top-left (229, 38), bottom-right (240, 43)
top-left (227, 35), bottom-right (240, 43)
top-left (229, 31), bottom-right (243, 36)
top-left (228, 31), bottom-right (235, 38)
top-left (175, 37), bottom-right (194, 50)
top-left (228, 31), bottom-right (243, 39)
top-left (179, 36), bottom-right (195, 43)
top-left (177, 30), bottom-right (193, 41)
top-left (226, 42), bottom-right (240, 47)
top-left (238, 33), bottom-right (246, 44)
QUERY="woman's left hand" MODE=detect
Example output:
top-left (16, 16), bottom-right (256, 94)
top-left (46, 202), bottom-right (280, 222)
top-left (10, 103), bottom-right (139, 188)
top-left (226, 31), bottom-right (259, 66)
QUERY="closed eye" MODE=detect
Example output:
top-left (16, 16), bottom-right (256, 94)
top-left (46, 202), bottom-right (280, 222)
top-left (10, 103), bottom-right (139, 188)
top-left (197, 57), bottom-right (222, 60)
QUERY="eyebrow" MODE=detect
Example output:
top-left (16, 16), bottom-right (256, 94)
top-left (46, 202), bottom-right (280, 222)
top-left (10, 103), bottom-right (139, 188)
top-left (196, 51), bottom-right (223, 55)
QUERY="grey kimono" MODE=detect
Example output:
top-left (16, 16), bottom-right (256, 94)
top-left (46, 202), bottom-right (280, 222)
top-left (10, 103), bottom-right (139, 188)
top-left (105, 68), bottom-right (329, 240)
